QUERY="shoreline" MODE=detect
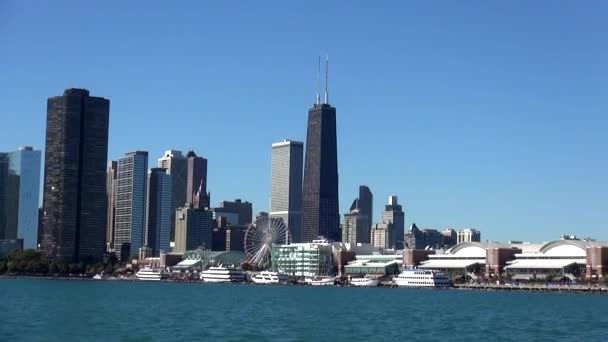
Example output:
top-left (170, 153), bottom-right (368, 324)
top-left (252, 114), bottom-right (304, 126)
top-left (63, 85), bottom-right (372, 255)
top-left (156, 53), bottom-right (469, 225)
top-left (2, 275), bottom-right (607, 294)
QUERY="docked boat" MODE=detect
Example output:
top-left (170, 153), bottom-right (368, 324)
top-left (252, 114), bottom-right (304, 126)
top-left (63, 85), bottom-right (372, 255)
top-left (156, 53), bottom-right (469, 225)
top-left (93, 274), bottom-right (103, 280)
top-left (200, 266), bottom-right (246, 283)
top-left (305, 276), bottom-right (335, 286)
top-left (251, 271), bottom-right (289, 285)
top-left (349, 275), bottom-right (379, 287)
top-left (135, 266), bottom-right (163, 281)
top-left (393, 269), bottom-right (451, 287)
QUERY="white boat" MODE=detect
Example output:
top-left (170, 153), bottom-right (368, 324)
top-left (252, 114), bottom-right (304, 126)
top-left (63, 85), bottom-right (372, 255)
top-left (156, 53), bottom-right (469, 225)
top-left (135, 266), bottom-right (163, 281)
top-left (93, 274), bottom-right (103, 280)
top-left (305, 276), bottom-right (335, 286)
top-left (349, 276), bottom-right (379, 287)
top-left (251, 271), bottom-right (289, 284)
top-left (393, 269), bottom-right (451, 288)
top-left (200, 266), bottom-right (246, 283)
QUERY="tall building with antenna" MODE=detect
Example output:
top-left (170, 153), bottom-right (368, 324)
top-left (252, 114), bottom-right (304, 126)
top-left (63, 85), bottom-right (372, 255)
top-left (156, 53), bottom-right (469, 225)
top-left (302, 56), bottom-right (340, 242)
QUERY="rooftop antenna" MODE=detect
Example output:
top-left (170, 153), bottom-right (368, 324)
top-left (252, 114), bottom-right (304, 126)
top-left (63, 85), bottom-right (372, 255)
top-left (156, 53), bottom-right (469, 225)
top-left (315, 56), bottom-right (321, 105)
top-left (324, 54), bottom-right (329, 104)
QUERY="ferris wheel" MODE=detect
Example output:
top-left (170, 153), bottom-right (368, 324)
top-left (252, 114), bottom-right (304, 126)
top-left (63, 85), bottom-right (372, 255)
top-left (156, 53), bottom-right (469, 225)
top-left (244, 216), bottom-right (289, 268)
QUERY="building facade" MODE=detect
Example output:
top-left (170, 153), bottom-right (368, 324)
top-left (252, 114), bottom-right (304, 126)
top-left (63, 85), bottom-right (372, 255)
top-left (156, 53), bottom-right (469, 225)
top-left (270, 140), bottom-right (304, 242)
top-left (41, 89), bottom-right (110, 261)
top-left (4, 147), bottom-right (41, 249)
top-left (380, 195), bottom-right (405, 249)
top-left (302, 102), bottom-right (340, 242)
top-left (370, 223), bottom-right (392, 249)
top-left (218, 199), bottom-right (252, 226)
top-left (0, 154), bottom-right (8, 240)
top-left (158, 150), bottom-right (187, 240)
top-left (458, 229), bottom-right (481, 243)
top-left (105, 161), bottom-right (117, 251)
top-left (271, 241), bottom-right (333, 277)
top-left (185, 151), bottom-right (209, 209)
top-left (114, 151), bottom-right (148, 261)
top-left (146, 168), bottom-right (172, 256)
top-left (174, 205), bottom-right (213, 253)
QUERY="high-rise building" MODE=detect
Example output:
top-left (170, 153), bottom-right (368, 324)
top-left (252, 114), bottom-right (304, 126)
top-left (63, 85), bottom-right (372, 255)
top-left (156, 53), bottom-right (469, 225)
top-left (185, 151), bottom-right (209, 209)
top-left (174, 205), bottom-right (213, 253)
top-left (302, 59), bottom-right (340, 242)
top-left (381, 195), bottom-right (405, 249)
top-left (114, 151), bottom-right (148, 261)
top-left (0, 153), bottom-right (9, 239)
top-left (270, 140), bottom-right (304, 242)
top-left (158, 150), bottom-right (187, 240)
top-left (342, 186), bottom-right (373, 244)
top-left (146, 168), bottom-right (172, 256)
top-left (218, 199), bottom-right (252, 226)
top-left (370, 223), bottom-right (391, 249)
top-left (458, 228), bottom-right (481, 243)
top-left (5, 147), bottom-right (41, 249)
top-left (41, 89), bottom-right (110, 261)
top-left (341, 209), bottom-right (369, 244)
top-left (105, 161), bottom-right (117, 251)
top-left (441, 229), bottom-right (457, 247)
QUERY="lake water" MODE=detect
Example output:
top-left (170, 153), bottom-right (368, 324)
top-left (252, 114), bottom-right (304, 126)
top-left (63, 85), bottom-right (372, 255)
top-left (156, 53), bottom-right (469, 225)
top-left (1, 278), bottom-right (607, 341)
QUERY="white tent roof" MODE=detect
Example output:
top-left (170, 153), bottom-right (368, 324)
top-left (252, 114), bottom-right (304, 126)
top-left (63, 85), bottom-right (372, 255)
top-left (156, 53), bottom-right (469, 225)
top-left (174, 259), bottom-right (202, 268)
top-left (419, 259), bottom-right (482, 269)
top-left (505, 258), bottom-right (584, 269)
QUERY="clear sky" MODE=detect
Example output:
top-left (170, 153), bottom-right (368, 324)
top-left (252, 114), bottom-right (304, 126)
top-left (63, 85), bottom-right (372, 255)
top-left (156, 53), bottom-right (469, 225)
top-left (1, 1), bottom-right (606, 243)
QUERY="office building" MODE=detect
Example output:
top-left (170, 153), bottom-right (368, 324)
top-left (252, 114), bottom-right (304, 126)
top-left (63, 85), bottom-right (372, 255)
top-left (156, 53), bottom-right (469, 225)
top-left (381, 195), bottom-right (405, 249)
top-left (302, 60), bottom-right (340, 242)
top-left (114, 151), bottom-right (148, 261)
top-left (218, 199), bottom-right (252, 225)
top-left (271, 241), bottom-right (334, 276)
top-left (4, 147), bottom-right (41, 249)
top-left (146, 168), bottom-right (172, 256)
top-left (0, 154), bottom-right (8, 239)
top-left (270, 140), bottom-right (304, 242)
top-left (186, 151), bottom-right (209, 209)
top-left (371, 223), bottom-right (392, 249)
top-left (158, 150), bottom-right (187, 240)
top-left (174, 205), bottom-right (213, 253)
top-left (342, 186), bottom-right (373, 244)
top-left (441, 229), bottom-right (457, 247)
top-left (458, 228), bottom-right (481, 243)
top-left (41, 89), bottom-right (110, 261)
top-left (105, 161), bottom-right (117, 250)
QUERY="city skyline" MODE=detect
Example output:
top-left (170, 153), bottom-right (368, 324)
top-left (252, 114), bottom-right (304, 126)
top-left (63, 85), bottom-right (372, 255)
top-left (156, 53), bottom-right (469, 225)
top-left (1, 2), bottom-right (607, 242)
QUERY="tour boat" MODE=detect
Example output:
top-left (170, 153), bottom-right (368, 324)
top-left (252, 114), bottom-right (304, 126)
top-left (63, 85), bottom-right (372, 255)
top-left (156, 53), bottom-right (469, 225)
top-left (305, 276), bottom-right (335, 286)
top-left (349, 275), bottom-right (379, 287)
top-left (135, 266), bottom-right (163, 281)
top-left (393, 269), bottom-right (451, 288)
top-left (200, 266), bottom-right (246, 283)
top-left (251, 271), bottom-right (289, 285)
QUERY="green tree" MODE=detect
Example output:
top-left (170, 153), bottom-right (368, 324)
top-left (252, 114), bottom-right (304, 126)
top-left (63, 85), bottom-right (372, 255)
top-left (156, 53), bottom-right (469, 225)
top-left (49, 262), bottom-right (59, 275)
top-left (0, 260), bottom-right (7, 274)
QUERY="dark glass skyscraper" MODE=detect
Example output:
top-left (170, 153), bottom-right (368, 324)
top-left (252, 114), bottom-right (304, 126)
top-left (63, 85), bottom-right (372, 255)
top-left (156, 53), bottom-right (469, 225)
top-left (41, 89), bottom-right (110, 261)
top-left (302, 101), bottom-right (340, 242)
top-left (186, 151), bottom-right (209, 209)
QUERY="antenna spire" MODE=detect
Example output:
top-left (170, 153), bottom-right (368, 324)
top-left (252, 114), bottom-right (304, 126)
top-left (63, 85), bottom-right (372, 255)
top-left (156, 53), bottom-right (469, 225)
top-left (316, 56), bottom-right (321, 105)
top-left (324, 54), bottom-right (329, 104)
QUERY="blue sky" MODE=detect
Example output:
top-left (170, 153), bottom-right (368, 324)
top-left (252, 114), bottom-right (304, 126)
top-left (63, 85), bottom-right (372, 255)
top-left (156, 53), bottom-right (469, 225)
top-left (1, 1), bottom-right (606, 242)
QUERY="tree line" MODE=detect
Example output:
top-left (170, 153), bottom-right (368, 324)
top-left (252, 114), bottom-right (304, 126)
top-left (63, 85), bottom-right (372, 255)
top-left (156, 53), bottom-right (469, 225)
top-left (0, 249), bottom-right (120, 277)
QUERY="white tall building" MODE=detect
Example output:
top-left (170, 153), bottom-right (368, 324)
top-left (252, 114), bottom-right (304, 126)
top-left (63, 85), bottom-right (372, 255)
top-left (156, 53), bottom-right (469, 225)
top-left (458, 228), bottom-right (481, 243)
top-left (270, 140), bottom-right (303, 242)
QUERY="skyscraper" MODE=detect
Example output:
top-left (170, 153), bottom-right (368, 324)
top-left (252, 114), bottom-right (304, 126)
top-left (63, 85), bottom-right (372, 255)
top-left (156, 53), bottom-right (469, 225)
top-left (105, 161), bottom-right (117, 251)
top-left (146, 168), bottom-right (172, 256)
top-left (270, 140), bottom-right (304, 242)
top-left (0, 153), bottom-right (9, 240)
top-left (6, 147), bottom-right (41, 249)
top-left (381, 195), bottom-right (405, 249)
top-left (354, 185), bottom-right (373, 233)
top-left (457, 228), bottom-right (481, 243)
top-left (41, 88), bottom-right (110, 261)
top-left (114, 151), bottom-right (148, 261)
top-left (341, 209), bottom-right (368, 244)
top-left (185, 151), bottom-right (209, 209)
top-left (174, 205), bottom-right (213, 253)
top-left (158, 150), bottom-right (187, 240)
top-left (302, 58), bottom-right (340, 242)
